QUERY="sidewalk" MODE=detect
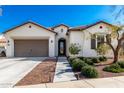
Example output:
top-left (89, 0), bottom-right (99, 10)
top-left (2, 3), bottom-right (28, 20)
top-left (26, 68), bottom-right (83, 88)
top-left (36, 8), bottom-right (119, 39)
top-left (14, 76), bottom-right (124, 88)
top-left (53, 57), bottom-right (76, 82)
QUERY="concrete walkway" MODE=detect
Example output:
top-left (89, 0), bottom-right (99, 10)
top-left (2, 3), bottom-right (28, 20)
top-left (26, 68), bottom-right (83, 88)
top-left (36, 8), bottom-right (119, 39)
top-left (15, 76), bottom-right (124, 88)
top-left (53, 57), bottom-right (76, 82)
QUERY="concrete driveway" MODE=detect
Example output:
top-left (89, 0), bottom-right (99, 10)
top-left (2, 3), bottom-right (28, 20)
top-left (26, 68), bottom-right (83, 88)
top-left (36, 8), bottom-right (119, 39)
top-left (0, 57), bottom-right (46, 88)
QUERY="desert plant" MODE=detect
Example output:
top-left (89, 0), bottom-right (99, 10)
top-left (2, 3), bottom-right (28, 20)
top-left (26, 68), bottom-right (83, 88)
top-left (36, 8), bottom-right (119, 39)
top-left (118, 61), bottom-right (124, 68)
top-left (71, 58), bottom-right (81, 64)
top-left (72, 60), bottom-right (88, 71)
top-left (91, 58), bottom-right (99, 63)
top-left (85, 58), bottom-right (94, 65)
top-left (81, 66), bottom-right (98, 78)
top-left (69, 43), bottom-right (81, 57)
top-left (78, 57), bottom-right (85, 60)
top-left (99, 56), bottom-right (107, 61)
top-left (96, 43), bottom-right (110, 56)
top-left (103, 63), bottom-right (124, 73)
top-left (68, 57), bottom-right (76, 65)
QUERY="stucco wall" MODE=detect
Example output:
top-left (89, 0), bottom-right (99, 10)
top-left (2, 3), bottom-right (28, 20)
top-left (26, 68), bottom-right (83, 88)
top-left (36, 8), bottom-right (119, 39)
top-left (53, 26), bottom-right (69, 56)
top-left (69, 23), bottom-right (114, 57)
top-left (69, 31), bottom-right (84, 56)
top-left (4, 23), bottom-right (56, 57)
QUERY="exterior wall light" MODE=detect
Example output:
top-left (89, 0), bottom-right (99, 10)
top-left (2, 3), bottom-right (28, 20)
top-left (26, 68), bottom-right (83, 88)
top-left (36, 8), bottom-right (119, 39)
top-left (7, 40), bottom-right (9, 43)
top-left (7, 40), bottom-right (10, 46)
top-left (51, 40), bottom-right (53, 43)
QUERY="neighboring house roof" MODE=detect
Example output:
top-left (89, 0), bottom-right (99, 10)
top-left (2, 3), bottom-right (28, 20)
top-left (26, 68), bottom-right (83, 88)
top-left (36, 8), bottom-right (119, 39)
top-left (3, 21), bottom-right (57, 34)
top-left (51, 24), bottom-right (69, 29)
top-left (69, 21), bottom-right (114, 31)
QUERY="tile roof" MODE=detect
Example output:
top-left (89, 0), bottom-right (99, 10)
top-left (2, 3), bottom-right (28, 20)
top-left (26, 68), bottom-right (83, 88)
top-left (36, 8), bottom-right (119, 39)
top-left (3, 21), bottom-right (57, 34)
top-left (69, 21), bottom-right (115, 31)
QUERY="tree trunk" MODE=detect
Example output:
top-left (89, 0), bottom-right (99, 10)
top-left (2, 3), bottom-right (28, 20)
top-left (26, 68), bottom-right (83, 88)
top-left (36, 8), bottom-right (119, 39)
top-left (113, 51), bottom-right (119, 63)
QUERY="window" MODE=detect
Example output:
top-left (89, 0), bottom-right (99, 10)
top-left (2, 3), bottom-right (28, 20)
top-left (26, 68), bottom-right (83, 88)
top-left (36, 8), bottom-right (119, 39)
top-left (61, 29), bottom-right (63, 32)
top-left (29, 25), bottom-right (31, 28)
top-left (106, 34), bottom-right (111, 43)
top-left (91, 34), bottom-right (105, 49)
top-left (97, 35), bottom-right (104, 47)
top-left (91, 34), bottom-right (96, 49)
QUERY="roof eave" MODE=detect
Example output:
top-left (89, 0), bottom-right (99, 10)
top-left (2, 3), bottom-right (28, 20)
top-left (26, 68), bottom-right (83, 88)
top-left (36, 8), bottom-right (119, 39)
top-left (3, 21), bottom-right (57, 34)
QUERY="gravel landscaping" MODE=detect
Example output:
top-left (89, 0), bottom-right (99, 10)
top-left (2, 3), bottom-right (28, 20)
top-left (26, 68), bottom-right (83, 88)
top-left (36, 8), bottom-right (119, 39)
top-left (15, 58), bottom-right (57, 86)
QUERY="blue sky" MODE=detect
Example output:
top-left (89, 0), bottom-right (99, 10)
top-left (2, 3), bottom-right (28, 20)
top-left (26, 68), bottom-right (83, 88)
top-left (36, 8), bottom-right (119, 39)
top-left (0, 5), bottom-right (117, 33)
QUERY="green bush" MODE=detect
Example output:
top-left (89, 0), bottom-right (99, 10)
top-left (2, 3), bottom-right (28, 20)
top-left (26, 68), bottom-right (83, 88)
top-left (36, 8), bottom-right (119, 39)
top-left (91, 58), bottom-right (99, 63)
top-left (72, 60), bottom-right (88, 71)
top-left (81, 66), bottom-right (98, 78)
top-left (99, 56), bottom-right (107, 61)
top-left (68, 57), bottom-right (76, 65)
top-left (85, 58), bottom-right (94, 65)
top-left (103, 63), bottom-right (124, 73)
top-left (71, 58), bottom-right (81, 64)
top-left (118, 61), bottom-right (124, 68)
top-left (78, 57), bottom-right (85, 60)
top-left (69, 43), bottom-right (81, 56)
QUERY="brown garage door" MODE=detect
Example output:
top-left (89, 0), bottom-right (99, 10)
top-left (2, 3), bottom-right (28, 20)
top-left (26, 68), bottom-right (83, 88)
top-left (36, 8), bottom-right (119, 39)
top-left (14, 40), bottom-right (49, 57)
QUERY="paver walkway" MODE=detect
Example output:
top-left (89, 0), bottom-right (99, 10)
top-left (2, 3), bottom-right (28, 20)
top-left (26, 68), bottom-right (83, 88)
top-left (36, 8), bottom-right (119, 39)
top-left (15, 76), bottom-right (124, 88)
top-left (53, 57), bottom-right (77, 82)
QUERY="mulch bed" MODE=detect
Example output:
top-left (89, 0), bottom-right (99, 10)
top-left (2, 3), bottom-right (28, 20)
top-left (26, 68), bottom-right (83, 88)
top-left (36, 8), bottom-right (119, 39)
top-left (15, 58), bottom-right (57, 86)
top-left (74, 59), bottom-right (124, 80)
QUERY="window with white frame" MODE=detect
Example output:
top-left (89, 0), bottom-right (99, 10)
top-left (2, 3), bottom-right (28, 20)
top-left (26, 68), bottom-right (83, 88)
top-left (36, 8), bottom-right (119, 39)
top-left (91, 34), bottom-right (105, 49)
top-left (97, 35), bottom-right (105, 47)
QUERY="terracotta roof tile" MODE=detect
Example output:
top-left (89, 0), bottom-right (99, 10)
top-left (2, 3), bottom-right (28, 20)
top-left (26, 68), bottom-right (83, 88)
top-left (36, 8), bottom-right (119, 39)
top-left (69, 21), bottom-right (115, 31)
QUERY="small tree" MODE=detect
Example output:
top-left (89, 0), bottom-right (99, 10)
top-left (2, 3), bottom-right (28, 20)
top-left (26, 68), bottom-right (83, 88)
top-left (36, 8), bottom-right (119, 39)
top-left (106, 6), bottom-right (124, 63)
top-left (90, 25), bottom-right (124, 63)
top-left (69, 43), bottom-right (81, 57)
top-left (105, 26), bottom-right (124, 63)
top-left (96, 43), bottom-right (110, 56)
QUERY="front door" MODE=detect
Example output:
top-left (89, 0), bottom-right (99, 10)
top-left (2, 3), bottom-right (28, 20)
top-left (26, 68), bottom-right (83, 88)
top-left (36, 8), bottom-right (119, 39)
top-left (58, 39), bottom-right (66, 56)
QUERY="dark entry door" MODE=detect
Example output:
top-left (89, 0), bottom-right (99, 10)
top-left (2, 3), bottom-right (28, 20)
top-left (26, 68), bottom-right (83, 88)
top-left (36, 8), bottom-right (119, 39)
top-left (58, 39), bottom-right (66, 56)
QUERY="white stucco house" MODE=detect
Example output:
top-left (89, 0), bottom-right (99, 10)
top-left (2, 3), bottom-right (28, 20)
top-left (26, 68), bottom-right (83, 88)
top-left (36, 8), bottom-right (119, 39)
top-left (3, 21), bottom-right (119, 58)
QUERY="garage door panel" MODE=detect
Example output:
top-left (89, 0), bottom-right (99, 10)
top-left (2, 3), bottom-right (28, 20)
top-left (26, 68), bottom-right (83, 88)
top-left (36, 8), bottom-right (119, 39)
top-left (14, 40), bottom-right (48, 57)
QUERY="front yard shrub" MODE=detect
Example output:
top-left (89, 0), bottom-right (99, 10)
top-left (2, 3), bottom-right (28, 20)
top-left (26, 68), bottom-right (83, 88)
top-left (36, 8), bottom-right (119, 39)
top-left (91, 58), bottom-right (99, 63)
top-left (72, 60), bottom-right (88, 71)
top-left (85, 58), bottom-right (94, 65)
top-left (68, 57), bottom-right (76, 65)
top-left (78, 57), bottom-right (85, 60)
top-left (99, 56), bottom-right (107, 62)
top-left (118, 61), bottom-right (124, 68)
top-left (81, 66), bottom-right (98, 78)
top-left (71, 58), bottom-right (81, 64)
top-left (69, 43), bottom-right (81, 57)
top-left (103, 63), bottom-right (124, 73)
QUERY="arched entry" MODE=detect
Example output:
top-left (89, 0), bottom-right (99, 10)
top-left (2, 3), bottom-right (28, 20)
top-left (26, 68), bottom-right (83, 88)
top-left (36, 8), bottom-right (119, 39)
top-left (58, 38), bottom-right (66, 56)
